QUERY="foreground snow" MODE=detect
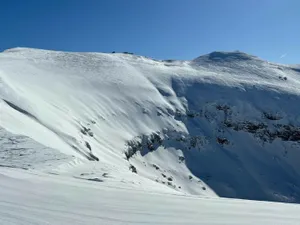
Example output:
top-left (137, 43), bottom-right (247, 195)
top-left (1, 168), bottom-right (300, 225)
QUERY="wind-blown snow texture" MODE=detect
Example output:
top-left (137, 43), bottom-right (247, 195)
top-left (1, 48), bottom-right (300, 224)
top-left (1, 168), bottom-right (300, 225)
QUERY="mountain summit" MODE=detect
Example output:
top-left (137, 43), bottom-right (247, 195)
top-left (193, 51), bottom-right (258, 63)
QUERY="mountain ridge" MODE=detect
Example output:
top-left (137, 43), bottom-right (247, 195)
top-left (1, 47), bottom-right (300, 203)
top-left (1, 47), bottom-right (283, 64)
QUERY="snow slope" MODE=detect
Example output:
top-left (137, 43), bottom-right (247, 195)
top-left (1, 48), bottom-right (300, 206)
top-left (1, 168), bottom-right (300, 225)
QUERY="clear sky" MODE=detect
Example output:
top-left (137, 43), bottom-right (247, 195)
top-left (0, 0), bottom-right (299, 64)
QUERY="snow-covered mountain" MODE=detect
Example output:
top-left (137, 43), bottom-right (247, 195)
top-left (1, 47), bottom-right (300, 209)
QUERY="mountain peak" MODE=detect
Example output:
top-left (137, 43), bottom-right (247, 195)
top-left (193, 51), bottom-right (258, 63)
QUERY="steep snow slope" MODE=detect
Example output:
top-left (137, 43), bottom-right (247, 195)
top-left (1, 48), bottom-right (300, 203)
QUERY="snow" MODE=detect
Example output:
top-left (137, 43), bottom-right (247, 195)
top-left (0, 47), bottom-right (300, 223)
top-left (1, 168), bottom-right (300, 225)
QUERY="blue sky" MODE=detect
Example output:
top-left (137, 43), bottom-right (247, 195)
top-left (0, 0), bottom-right (299, 64)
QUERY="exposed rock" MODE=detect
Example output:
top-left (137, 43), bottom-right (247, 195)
top-left (178, 156), bottom-right (185, 163)
top-left (263, 112), bottom-right (282, 121)
top-left (152, 164), bottom-right (160, 170)
top-left (217, 137), bottom-right (229, 145)
top-left (85, 141), bottom-right (92, 151)
top-left (129, 164), bottom-right (137, 173)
